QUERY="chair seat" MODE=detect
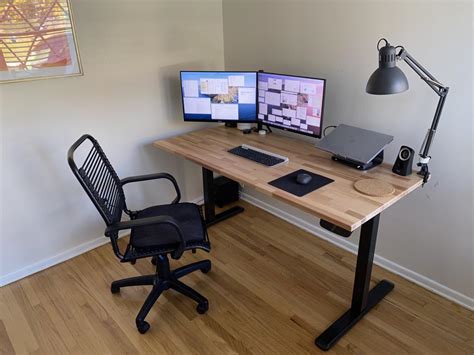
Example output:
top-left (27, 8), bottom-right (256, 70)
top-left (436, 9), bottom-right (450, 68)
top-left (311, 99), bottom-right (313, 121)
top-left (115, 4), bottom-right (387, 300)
top-left (130, 203), bottom-right (206, 249)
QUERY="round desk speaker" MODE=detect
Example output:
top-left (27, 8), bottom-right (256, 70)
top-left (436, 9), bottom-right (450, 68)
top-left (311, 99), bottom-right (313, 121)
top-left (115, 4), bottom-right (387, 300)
top-left (392, 146), bottom-right (415, 176)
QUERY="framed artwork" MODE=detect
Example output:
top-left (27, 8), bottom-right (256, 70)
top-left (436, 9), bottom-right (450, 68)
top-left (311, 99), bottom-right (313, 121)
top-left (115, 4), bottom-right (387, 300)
top-left (0, 0), bottom-right (82, 83)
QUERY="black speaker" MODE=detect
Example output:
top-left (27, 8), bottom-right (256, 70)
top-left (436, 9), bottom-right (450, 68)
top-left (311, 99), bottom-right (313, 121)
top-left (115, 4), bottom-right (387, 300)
top-left (392, 146), bottom-right (415, 176)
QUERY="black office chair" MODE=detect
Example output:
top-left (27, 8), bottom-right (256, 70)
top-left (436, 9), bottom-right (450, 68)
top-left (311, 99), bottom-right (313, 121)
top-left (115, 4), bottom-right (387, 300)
top-left (68, 134), bottom-right (211, 334)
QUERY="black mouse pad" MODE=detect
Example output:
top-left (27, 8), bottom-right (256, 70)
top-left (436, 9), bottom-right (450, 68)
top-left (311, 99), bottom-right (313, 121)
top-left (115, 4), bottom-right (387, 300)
top-left (268, 169), bottom-right (334, 197)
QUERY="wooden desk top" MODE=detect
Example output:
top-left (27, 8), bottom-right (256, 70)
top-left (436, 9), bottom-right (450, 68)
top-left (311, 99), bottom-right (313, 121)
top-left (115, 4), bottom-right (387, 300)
top-left (154, 126), bottom-right (422, 231)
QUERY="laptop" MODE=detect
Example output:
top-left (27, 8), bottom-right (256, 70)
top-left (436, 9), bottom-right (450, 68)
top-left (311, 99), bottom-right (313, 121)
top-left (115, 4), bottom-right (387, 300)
top-left (315, 124), bottom-right (393, 164)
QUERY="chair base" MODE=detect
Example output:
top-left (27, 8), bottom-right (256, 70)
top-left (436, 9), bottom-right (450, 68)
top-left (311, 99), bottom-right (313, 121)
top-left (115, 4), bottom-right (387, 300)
top-left (111, 255), bottom-right (211, 334)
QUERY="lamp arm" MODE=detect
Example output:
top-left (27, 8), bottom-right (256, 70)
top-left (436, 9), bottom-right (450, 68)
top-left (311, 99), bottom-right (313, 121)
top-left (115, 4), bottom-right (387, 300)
top-left (398, 48), bottom-right (448, 95)
top-left (396, 47), bottom-right (449, 184)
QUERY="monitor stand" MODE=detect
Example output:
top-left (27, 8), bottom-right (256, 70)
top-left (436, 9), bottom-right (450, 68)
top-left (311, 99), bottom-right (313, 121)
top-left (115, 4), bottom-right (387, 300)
top-left (332, 150), bottom-right (384, 171)
top-left (257, 122), bottom-right (273, 133)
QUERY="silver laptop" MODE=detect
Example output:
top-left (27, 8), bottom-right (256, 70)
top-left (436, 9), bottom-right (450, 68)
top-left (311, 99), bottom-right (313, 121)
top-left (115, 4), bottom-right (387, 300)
top-left (315, 124), bottom-right (393, 164)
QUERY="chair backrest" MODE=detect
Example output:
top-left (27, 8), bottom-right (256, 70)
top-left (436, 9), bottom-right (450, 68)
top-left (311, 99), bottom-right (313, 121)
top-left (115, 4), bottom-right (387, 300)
top-left (68, 134), bottom-right (126, 226)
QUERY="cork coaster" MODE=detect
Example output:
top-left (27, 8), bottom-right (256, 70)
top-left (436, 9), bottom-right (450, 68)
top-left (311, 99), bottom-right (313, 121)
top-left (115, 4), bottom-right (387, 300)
top-left (354, 179), bottom-right (395, 197)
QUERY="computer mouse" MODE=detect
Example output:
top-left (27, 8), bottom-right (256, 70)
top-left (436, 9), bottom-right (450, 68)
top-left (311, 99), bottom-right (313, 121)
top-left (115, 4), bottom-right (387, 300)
top-left (296, 173), bottom-right (312, 185)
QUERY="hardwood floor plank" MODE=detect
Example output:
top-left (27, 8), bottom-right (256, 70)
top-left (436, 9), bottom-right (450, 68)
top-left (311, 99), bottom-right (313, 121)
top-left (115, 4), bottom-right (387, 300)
top-left (0, 201), bottom-right (472, 354)
top-left (0, 320), bottom-right (15, 354)
top-left (0, 287), bottom-right (39, 353)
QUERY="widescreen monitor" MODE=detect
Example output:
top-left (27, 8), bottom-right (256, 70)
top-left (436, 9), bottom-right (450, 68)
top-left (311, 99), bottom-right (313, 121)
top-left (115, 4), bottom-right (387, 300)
top-left (180, 71), bottom-right (257, 122)
top-left (257, 71), bottom-right (326, 138)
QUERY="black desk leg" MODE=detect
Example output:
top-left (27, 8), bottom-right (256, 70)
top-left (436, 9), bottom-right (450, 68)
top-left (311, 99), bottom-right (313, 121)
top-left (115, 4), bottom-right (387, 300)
top-left (202, 167), bottom-right (244, 227)
top-left (315, 214), bottom-right (394, 350)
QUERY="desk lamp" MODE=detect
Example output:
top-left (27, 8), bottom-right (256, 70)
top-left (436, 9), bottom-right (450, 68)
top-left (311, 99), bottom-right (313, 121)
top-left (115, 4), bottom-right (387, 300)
top-left (366, 38), bottom-right (449, 184)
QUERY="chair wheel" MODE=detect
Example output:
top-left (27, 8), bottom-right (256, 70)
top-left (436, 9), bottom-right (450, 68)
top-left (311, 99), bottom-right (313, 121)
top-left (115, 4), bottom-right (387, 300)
top-left (111, 284), bottom-right (120, 294)
top-left (196, 301), bottom-right (209, 314)
top-left (201, 263), bottom-right (211, 274)
top-left (136, 320), bottom-right (150, 334)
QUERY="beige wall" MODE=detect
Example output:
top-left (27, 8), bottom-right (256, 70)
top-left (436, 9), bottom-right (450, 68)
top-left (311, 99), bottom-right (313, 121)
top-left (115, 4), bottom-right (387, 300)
top-left (223, 0), bottom-right (473, 301)
top-left (1, 0), bottom-right (472, 307)
top-left (0, 0), bottom-right (224, 282)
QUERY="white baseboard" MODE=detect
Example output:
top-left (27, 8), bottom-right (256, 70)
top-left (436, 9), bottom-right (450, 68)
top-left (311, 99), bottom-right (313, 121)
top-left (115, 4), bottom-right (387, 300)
top-left (0, 234), bottom-right (117, 287)
top-left (240, 191), bottom-right (474, 311)
top-left (2, 193), bottom-right (472, 311)
top-left (0, 197), bottom-right (204, 288)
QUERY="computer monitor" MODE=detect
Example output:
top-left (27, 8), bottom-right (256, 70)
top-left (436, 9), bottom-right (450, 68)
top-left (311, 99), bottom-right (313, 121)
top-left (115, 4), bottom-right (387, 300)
top-left (257, 71), bottom-right (326, 138)
top-left (180, 71), bottom-right (257, 122)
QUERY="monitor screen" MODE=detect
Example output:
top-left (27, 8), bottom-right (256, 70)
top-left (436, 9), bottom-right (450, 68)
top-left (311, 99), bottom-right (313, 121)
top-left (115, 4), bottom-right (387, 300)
top-left (257, 72), bottom-right (326, 138)
top-left (180, 71), bottom-right (257, 122)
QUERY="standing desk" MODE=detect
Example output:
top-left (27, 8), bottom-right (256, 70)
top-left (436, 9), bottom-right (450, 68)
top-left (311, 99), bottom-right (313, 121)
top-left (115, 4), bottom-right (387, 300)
top-left (153, 125), bottom-right (422, 350)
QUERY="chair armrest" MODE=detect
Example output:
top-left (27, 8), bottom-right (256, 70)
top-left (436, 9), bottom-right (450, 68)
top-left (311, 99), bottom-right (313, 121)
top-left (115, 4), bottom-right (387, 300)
top-left (105, 215), bottom-right (186, 259)
top-left (120, 173), bottom-right (181, 203)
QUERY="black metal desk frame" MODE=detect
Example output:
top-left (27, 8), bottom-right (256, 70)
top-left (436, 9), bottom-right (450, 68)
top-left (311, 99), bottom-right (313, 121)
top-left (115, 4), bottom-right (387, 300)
top-left (315, 214), bottom-right (394, 350)
top-left (201, 166), bottom-right (394, 351)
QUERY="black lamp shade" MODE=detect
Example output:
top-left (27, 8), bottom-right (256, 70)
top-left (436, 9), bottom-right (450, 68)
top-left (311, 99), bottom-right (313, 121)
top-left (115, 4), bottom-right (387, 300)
top-left (366, 42), bottom-right (409, 95)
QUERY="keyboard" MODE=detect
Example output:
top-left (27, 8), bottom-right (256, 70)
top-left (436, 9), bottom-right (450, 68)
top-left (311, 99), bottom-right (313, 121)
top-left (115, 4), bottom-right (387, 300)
top-left (227, 144), bottom-right (289, 167)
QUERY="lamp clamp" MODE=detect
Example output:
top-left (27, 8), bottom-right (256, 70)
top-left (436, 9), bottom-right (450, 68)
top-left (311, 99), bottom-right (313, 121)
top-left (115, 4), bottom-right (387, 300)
top-left (417, 161), bottom-right (431, 185)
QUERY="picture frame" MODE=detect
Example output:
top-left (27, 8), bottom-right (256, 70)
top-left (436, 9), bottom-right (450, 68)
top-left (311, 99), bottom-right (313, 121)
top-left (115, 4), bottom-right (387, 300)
top-left (0, 0), bottom-right (83, 84)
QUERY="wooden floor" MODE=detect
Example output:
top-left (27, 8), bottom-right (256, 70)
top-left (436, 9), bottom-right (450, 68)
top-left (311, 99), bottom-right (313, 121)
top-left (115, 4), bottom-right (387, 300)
top-left (1, 202), bottom-right (473, 354)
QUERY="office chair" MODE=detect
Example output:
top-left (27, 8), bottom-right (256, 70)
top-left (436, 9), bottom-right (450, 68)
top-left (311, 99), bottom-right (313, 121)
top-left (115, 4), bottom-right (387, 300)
top-left (68, 134), bottom-right (211, 334)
